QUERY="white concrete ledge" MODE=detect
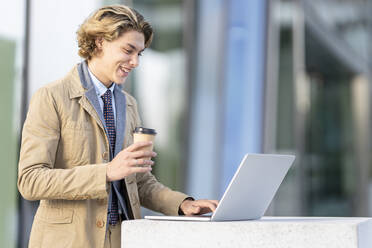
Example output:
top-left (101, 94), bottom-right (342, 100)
top-left (121, 217), bottom-right (372, 248)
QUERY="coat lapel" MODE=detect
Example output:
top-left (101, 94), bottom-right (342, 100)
top-left (84, 87), bottom-right (108, 135)
top-left (78, 95), bottom-right (106, 132)
top-left (77, 61), bottom-right (108, 138)
top-left (113, 84), bottom-right (132, 219)
top-left (113, 86), bottom-right (126, 157)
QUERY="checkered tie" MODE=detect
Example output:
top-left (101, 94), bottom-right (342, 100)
top-left (101, 89), bottom-right (119, 225)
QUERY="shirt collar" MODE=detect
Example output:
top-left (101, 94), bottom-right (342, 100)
top-left (87, 67), bottom-right (115, 97)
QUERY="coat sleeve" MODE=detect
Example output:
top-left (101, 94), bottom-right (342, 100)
top-left (18, 87), bottom-right (108, 201)
top-left (136, 172), bottom-right (189, 216)
top-left (126, 94), bottom-right (190, 216)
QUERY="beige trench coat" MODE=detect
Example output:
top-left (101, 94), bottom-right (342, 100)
top-left (18, 65), bottom-right (188, 248)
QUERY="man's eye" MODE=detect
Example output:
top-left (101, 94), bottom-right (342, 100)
top-left (138, 52), bottom-right (143, 57)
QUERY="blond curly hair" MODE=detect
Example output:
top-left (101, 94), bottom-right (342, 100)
top-left (77, 5), bottom-right (153, 60)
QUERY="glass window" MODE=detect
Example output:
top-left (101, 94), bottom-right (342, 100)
top-left (272, 0), bottom-right (372, 217)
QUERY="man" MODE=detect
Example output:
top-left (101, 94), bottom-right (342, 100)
top-left (18, 5), bottom-right (218, 248)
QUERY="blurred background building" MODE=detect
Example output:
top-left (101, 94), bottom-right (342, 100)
top-left (1, 0), bottom-right (372, 246)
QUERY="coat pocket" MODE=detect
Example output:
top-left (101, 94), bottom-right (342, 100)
top-left (36, 206), bottom-right (74, 224)
top-left (32, 207), bottom-right (76, 248)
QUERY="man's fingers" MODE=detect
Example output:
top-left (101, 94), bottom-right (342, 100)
top-left (125, 141), bottom-right (153, 152)
top-left (208, 200), bottom-right (219, 211)
top-left (181, 200), bottom-right (220, 216)
top-left (130, 166), bottom-right (152, 174)
top-left (129, 159), bottom-right (154, 167)
top-left (129, 150), bottom-right (157, 159)
top-left (190, 200), bottom-right (219, 215)
top-left (205, 201), bottom-right (217, 212)
top-left (197, 201), bottom-right (217, 212)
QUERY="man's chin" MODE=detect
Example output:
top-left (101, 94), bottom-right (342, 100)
top-left (113, 77), bottom-right (127, 85)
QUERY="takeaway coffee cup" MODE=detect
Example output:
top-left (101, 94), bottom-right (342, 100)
top-left (133, 127), bottom-right (157, 164)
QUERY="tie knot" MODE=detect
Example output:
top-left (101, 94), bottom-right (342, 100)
top-left (101, 89), bottom-right (112, 104)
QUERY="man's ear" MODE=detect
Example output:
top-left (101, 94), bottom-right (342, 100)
top-left (95, 37), bottom-right (104, 51)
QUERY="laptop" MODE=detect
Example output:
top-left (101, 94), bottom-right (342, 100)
top-left (145, 153), bottom-right (295, 222)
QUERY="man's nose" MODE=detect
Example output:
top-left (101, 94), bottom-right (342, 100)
top-left (129, 54), bottom-right (139, 68)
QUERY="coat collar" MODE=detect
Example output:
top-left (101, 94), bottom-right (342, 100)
top-left (68, 61), bottom-right (133, 106)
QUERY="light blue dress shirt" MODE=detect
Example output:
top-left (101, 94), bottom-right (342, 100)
top-left (87, 68), bottom-right (116, 127)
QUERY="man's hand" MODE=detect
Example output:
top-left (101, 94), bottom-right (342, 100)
top-left (180, 199), bottom-right (219, 216)
top-left (106, 141), bottom-right (156, 182)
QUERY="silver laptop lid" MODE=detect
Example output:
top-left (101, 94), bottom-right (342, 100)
top-left (211, 153), bottom-right (295, 221)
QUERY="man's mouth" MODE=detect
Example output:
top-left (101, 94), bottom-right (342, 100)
top-left (119, 66), bottom-right (131, 77)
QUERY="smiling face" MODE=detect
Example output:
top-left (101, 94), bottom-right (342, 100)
top-left (88, 30), bottom-right (145, 87)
